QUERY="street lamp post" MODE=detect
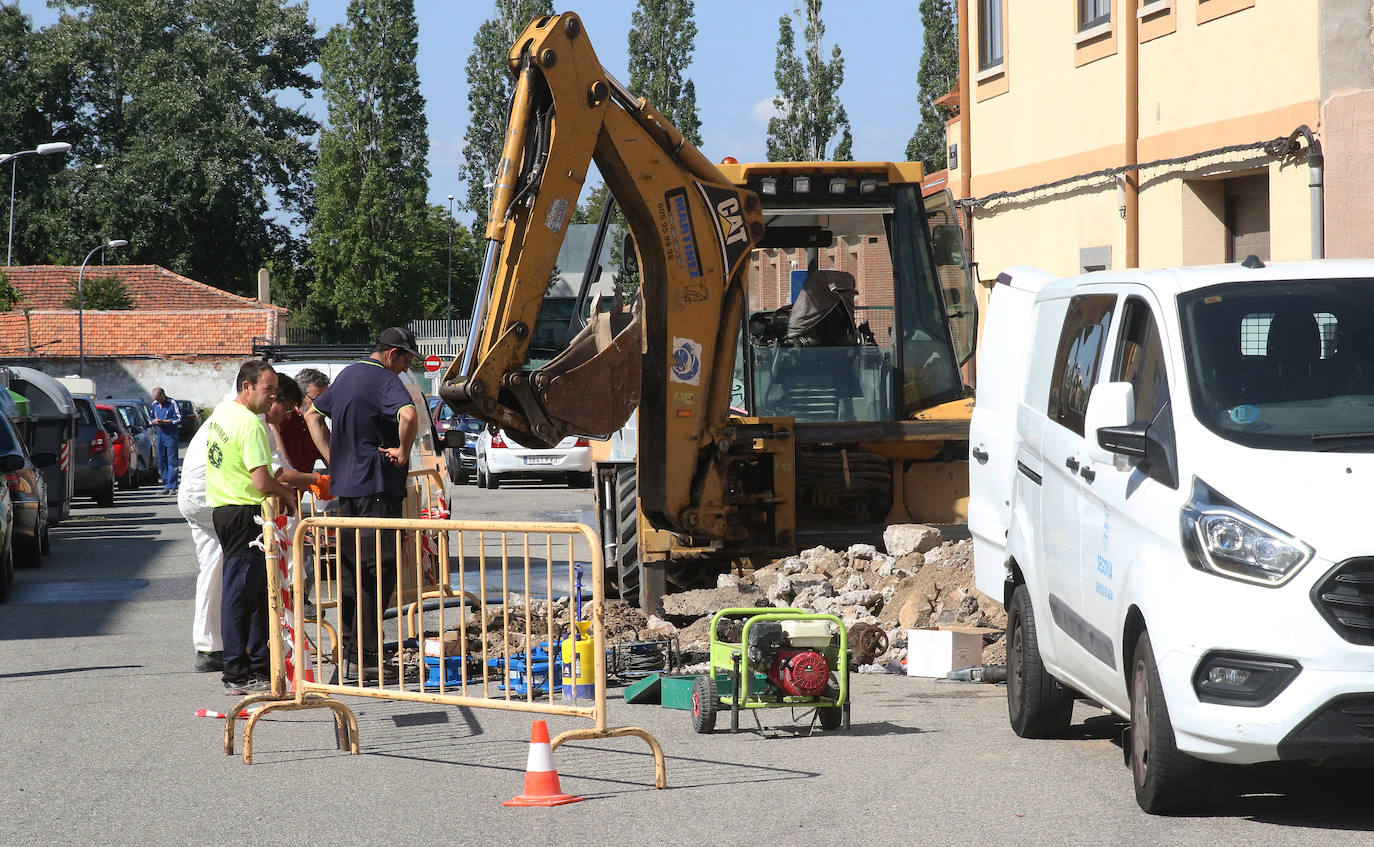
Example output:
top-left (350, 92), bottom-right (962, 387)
top-left (77, 239), bottom-right (129, 376)
top-left (3, 141), bottom-right (73, 266)
top-left (446, 194), bottom-right (455, 354)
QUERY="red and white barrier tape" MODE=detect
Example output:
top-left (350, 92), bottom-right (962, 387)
top-left (195, 708), bottom-right (252, 719)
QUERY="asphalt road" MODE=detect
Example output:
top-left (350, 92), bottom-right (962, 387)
top-left (2, 481), bottom-right (1372, 846)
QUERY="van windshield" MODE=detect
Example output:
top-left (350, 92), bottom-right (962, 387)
top-left (1178, 278), bottom-right (1374, 451)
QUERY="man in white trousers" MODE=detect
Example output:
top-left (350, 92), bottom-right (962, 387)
top-left (179, 417), bottom-right (223, 672)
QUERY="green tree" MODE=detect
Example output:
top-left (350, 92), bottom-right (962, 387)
top-left (309, 0), bottom-right (432, 338)
top-left (414, 202), bottom-right (481, 322)
top-left (7, 1), bottom-right (318, 294)
top-left (627, 0), bottom-right (701, 146)
top-left (64, 274), bottom-right (131, 310)
top-left (766, 0), bottom-right (852, 162)
top-left (459, 0), bottom-right (553, 228)
top-left (0, 270), bottom-right (23, 311)
top-left (906, 0), bottom-right (958, 170)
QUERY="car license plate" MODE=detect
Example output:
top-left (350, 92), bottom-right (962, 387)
top-left (524, 456), bottom-right (559, 466)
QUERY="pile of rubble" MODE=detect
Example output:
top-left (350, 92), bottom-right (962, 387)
top-left (645, 525), bottom-right (1005, 671)
top-left (417, 596), bottom-right (656, 657)
top-left (423, 525), bottom-right (1004, 674)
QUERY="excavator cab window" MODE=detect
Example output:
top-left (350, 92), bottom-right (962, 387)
top-left (741, 184), bottom-right (963, 422)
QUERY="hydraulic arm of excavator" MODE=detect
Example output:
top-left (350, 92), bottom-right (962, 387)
top-left (439, 12), bottom-right (765, 540)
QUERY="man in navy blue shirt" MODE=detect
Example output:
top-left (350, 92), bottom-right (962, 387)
top-left (305, 327), bottom-right (419, 683)
top-left (150, 387), bottom-right (182, 493)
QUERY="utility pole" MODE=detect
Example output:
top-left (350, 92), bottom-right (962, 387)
top-left (446, 194), bottom-right (455, 354)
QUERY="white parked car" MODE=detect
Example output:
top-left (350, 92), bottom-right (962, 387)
top-left (475, 428), bottom-right (593, 489)
top-left (970, 258), bottom-right (1374, 814)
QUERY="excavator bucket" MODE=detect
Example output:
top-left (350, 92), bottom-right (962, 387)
top-left (535, 306), bottom-right (642, 440)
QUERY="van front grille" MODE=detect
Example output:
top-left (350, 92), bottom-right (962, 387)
top-left (1311, 558), bottom-right (1374, 646)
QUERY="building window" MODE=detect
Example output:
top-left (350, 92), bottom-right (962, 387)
top-left (979, 0), bottom-right (1003, 70)
top-left (1078, 0), bottom-right (1111, 31)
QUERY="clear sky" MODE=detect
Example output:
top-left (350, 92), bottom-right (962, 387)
top-left (17, 1), bottom-right (926, 216)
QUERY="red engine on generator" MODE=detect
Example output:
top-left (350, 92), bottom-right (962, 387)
top-left (747, 621), bottom-right (833, 697)
top-left (766, 648), bottom-right (831, 697)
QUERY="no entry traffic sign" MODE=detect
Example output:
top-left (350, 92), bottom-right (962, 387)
top-left (424, 355), bottom-right (442, 373)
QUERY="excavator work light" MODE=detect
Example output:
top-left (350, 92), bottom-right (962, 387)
top-left (792, 176), bottom-right (811, 194)
top-left (829, 177), bottom-right (847, 194)
top-left (759, 177), bottom-right (778, 195)
top-left (860, 178), bottom-right (878, 194)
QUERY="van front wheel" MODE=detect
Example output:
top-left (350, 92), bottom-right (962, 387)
top-left (1130, 630), bottom-right (1208, 814)
top-left (1006, 584), bottom-right (1074, 738)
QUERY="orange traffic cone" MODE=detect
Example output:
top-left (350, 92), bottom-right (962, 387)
top-left (503, 719), bottom-right (583, 807)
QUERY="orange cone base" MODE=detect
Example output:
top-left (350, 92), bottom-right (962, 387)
top-left (502, 791), bottom-right (583, 807)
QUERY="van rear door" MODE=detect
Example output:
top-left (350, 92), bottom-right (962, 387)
top-left (970, 267), bottom-right (1056, 594)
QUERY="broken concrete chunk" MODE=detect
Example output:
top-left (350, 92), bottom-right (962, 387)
top-left (806, 551), bottom-right (846, 575)
top-left (716, 573), bottom-right (741, 589)
top-left (883, 524), bottom-right (943, 558)
top-left (847, 543), bottom-right (878, 560)
top-left (644, 614), bottom-right (678, 636)
top-left (789, 574), bottom-right (831, 594)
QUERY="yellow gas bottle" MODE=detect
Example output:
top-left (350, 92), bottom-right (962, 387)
top-left (560, 620), bottom-right (595, 699)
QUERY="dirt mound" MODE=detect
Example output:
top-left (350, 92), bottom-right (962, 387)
top-left (662, 525), bottom-right (1007, 668)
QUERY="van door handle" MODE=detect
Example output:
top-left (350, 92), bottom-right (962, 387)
top-left (1080, 466), bottom-right (1096, 484)
top-left (971, 446), bottom-right (988, 464)
top-left (1064, 456), bottom-right (1080, 473)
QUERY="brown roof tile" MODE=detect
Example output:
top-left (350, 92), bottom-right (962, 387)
top-left (0, 265), bottom-right (287, 313)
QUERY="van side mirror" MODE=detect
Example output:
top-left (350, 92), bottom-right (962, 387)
top-left (1, 454), bottom-right (24, 472)
top-left (1095, 399), bottom-right (1179, 489)
top-left (31, 451), bottom-right (57, 469)
top-left (441, 429), bottom-right (464, 449)
top-left (1084, 382), bottom-right (1134, 465)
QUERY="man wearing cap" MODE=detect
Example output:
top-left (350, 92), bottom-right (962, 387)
top-left (305, 327), bottom-right (419, 683)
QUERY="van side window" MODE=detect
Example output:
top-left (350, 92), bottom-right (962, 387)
top-left (1113, 298), bottom-right (1170, 423)
top-left (1046, 294), bottom-right (1116, 436)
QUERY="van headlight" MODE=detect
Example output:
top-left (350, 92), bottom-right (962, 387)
top-left (1180, 477), bottom-right (1312, 587)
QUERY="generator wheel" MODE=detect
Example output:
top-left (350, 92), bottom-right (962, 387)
top-left (690, 674), bottom-right (718, 734)
top-left (817, 705), bottom-right (843, 731)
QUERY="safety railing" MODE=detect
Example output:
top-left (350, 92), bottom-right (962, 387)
top-left (221, 478), bottom-right (665, 790)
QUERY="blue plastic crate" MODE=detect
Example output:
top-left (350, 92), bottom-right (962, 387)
top-left (422, 655), bottom-right (466, 688)
top-left (488, 642), bottom-right (562, 696)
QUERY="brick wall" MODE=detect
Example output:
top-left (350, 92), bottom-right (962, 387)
top-left (3, 358), bottom-right (250, 408)
top-left (747, 238), bottom-right (898, 342)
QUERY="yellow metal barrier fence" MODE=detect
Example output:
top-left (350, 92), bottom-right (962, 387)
top-left (221, 484), bottom-right (665, 790)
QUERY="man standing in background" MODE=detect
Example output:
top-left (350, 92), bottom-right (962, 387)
top-left (151, 387), bottom-right (182, 494)
top-left (277, 369), bottom-right (329, 474)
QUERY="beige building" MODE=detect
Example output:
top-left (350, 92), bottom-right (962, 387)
top-left (948, 0), bottom-right (1374, 293)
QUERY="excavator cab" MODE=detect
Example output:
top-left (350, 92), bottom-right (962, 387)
top-left (727, 164), bottom-right (975, 425)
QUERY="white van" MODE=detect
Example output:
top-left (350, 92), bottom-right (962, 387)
top-left (970, 258), bottom-right (1374, 813)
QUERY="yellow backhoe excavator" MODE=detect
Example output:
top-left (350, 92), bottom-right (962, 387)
top-left (441, 12), bottom-right (978, 611)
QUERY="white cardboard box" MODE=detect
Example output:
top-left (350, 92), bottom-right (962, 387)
top-left (906, 627), bottom-right (986, 678)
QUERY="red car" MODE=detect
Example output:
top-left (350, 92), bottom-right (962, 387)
top-left (94, 403), bottom-right (136, 489)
